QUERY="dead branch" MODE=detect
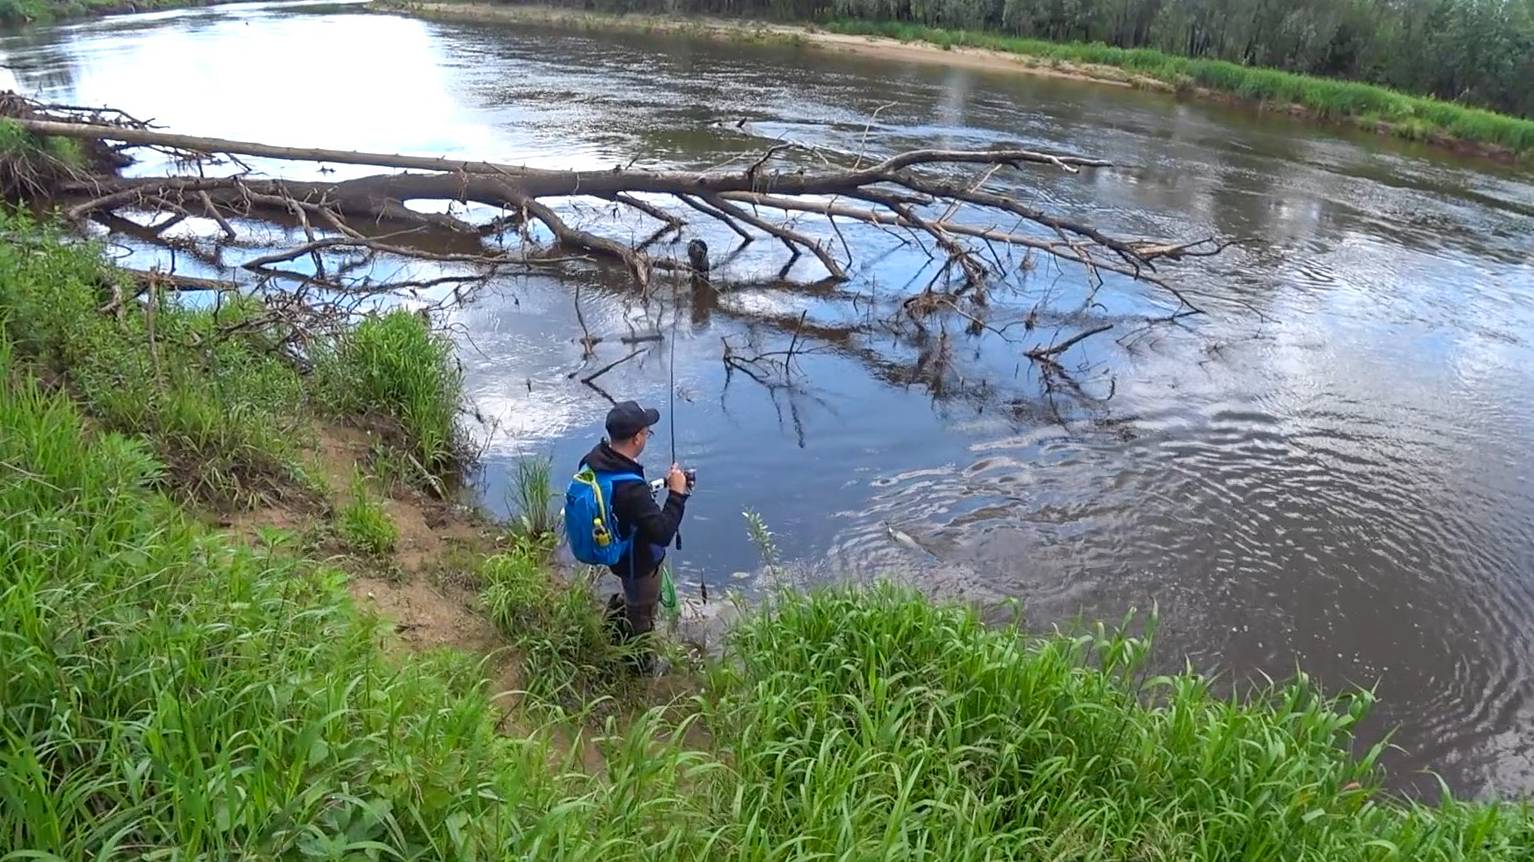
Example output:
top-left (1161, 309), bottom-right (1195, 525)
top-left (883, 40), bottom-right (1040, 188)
top-left (120, 268), bottom-right (240, 294)
top-left (1027, 324), bottom-right (1115, 361)
top-left (573, 284), bottom-right (598, 357)
top-left (608, 192), bottom-right (684, 230)
top-left (677, 194), bottom-right (752, 241)
top-left (578, 347), bottom-right (646, 384)
top-left (702, 193), bottom-right (846, 279)
top-left (198, 190), bottom-right (238, 240)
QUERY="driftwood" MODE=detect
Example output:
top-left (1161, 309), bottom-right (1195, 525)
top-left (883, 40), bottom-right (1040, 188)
top-left (1, 93), bottom-right (1232, 392)
top-left (7, 99), bottom-right (1220, 287)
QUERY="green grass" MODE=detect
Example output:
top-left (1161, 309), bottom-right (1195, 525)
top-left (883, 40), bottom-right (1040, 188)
top-left (823, 20), bottom-right (1534, 156)
top-left (0, 0), bottom-right (212, 26)
top-left (0, 212), bottom-right (470, 510)
top-left (508, 453), bottom-right (559, 539)
top-left (0, 333), bottom-right (709, 858)
top-left (479, 539), bottom-right (644, 712)
top-left (315, 309), bottom-right (466, 480)
top-left (0, 213), bottom-right (314, 509)
top-left (701, 588), bottom-right (1533, 858)
top-left (338, 470), bottom-right (399, 555)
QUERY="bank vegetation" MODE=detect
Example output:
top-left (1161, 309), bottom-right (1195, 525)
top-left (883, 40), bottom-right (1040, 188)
top-left (432, 0), bottom-right (1534, 159)
top-left (0, 0), bottom-right (210, 26)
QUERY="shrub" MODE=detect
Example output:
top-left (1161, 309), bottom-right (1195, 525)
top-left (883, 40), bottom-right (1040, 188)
top-left (315, 309), bottom-right (466, 477)
top-left (337, 471), bottom-right (398, 556)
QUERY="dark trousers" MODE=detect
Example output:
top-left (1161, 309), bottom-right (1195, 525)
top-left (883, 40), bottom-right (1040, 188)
top-left (620, 565), bottom-right (661, 638)
top-left (604, 565), bottom-right (660, 675)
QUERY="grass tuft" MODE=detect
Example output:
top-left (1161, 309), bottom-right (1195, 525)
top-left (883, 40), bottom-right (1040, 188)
top-left (337, 470), bottom-right (398, 556)
top-left (315, 309), bottom-right (466, 479)
top-left (508, 454), bottom-right (559, 539)
top-left (480, 541), bottom-right (638, 713)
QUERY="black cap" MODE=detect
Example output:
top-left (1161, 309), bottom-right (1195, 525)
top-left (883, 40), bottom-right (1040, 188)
top-left (605, 400), bottom-right (661, 440)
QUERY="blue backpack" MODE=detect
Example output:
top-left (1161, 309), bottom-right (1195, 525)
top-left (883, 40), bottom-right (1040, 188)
top-left (563, 467), bottom-right (642, 567)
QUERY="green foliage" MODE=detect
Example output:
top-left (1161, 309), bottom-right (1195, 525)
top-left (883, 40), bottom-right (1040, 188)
top-left (338, 471), bottom-right (398, 556)
top-left (817, 19), bottom-right (1534, 153)
top-left (41, 134), bottom-right (85, 168)
top-left (0, 212), bottom-right (313, 509)
top-left (0, 120), bottom-right (90, 200)
top-left (701, 586), bottom-right (1533, 859)
top-left (0, 118), bottom-right (87, 171)
top-left (743, 507), bottom-right (780, 570)
top-left (315, 309), bottom-right (466, 478)
top-left (479, 542), bottom-right (637, 712)
top-left (0, 0), bottom-right (214, 25)
top-left (0, 119), bottom-right (34, 157)
top-left (0, 0), bottom-right (45, 24)
top-left (526, 0), bottom-right (1534, 133)
top-left (0, 338), bottom-right (709, 859)
top-left (508, 454), bottom-right (559, 538)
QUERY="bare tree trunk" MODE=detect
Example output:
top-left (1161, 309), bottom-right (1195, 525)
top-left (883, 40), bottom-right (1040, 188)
top-left (3, 94), bottom-right (1231, 365)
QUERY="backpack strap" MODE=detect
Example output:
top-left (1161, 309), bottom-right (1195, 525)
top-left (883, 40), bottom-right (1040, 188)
top-left (592, 470), bottom-right (643, 534)
top-left (593, 471), bottom-right (644, 578)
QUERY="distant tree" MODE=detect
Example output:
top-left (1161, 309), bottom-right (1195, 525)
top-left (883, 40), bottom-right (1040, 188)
top-left (536, 0), bottom-right (1534, 117)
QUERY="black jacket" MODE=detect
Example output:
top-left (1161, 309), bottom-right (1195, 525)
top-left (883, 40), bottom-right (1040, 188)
top-left (580, 441), bottom-right (687, 577)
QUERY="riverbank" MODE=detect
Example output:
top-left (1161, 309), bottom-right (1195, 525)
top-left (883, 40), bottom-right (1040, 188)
top-left (0, 0), bottom-right (213, 27)
top-left (3, 198), bottom-right (1532, 857)
top-left (380, 2), bottom-right (1534, 165)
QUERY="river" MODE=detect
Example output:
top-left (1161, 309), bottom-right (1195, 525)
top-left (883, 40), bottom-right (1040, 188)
top-left (4, 0), bottom-right (1533, 799)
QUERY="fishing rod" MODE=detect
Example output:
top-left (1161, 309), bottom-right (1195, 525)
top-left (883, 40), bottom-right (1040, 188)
top-left (647, 292), bottom-right (696, 497)
top-left (668, 275), bottom-right (707, 602)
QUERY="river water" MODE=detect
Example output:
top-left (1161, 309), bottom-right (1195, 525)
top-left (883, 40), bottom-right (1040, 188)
top-left (4, 0), bottom-right (1533, 799)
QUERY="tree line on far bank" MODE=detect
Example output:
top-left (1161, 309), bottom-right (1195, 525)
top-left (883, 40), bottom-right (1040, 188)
top-left (548, 0), bottom-right (1534, 119)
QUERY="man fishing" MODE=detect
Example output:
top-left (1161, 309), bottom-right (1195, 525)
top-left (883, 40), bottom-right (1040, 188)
top-left (572, 400), bottom-right (691, 672)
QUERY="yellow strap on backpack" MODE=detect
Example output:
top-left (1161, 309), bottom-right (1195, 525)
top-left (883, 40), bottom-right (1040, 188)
top-left (574, 467), bottom-right (612, 547)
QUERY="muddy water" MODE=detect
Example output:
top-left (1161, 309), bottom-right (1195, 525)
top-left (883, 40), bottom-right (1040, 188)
top-left (5, 0), bottom-right (1534, 798)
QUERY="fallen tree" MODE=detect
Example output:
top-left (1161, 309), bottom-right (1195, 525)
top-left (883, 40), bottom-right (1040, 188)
top-left (0, 92), bottom-right (1231, 392)
top-left (4, 93), bottom-right (1222, 291)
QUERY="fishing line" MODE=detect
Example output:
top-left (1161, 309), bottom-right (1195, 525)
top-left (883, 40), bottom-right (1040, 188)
top-left (669, 285), bottom-right (678, 468)
top-left (668, 275), bottom-right (707, 603)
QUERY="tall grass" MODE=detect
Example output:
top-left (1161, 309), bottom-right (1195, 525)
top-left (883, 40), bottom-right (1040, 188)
top-left (701, 587), bottom-right (1533, 859)
top-left (509, 454), bottom-right (559, 538)
top-left (823, 20), bottom-right (1534, 156)
top-left (338, 470), bottom-right (399, 556)
top-left (0, 333), bottom-right (714, 858)
top-left (315, 309), bottom-right (466, 478)
top-left (1, 214), bottom-right (473, 509)
top-left (479, 541), bottom-right (641, 712)
top-left (0, 213), bottom-right (313, 509)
